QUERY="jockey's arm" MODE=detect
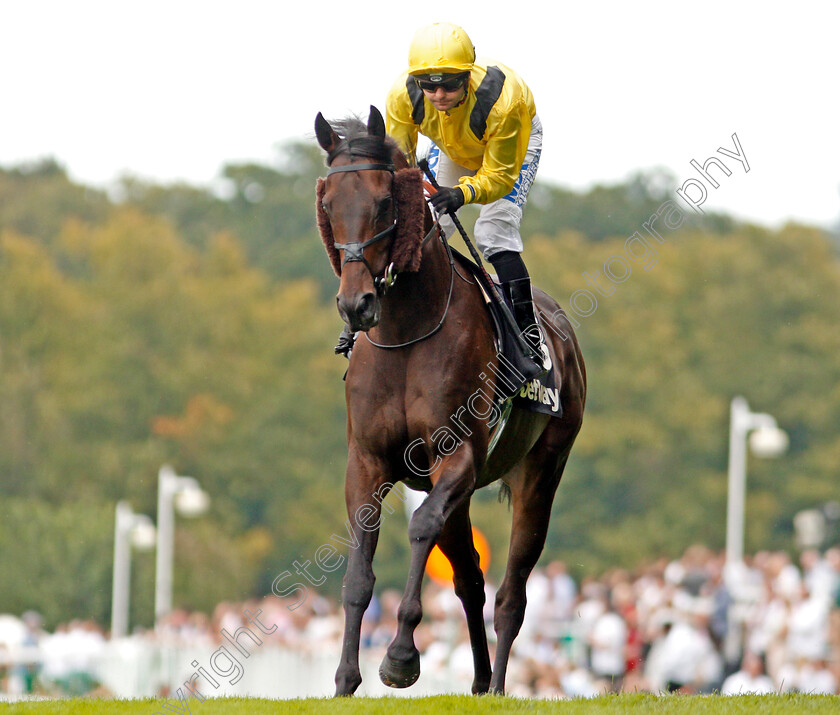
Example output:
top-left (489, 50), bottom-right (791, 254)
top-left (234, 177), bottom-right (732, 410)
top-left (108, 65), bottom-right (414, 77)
top-left (459, 100), bottom-right (532, 205)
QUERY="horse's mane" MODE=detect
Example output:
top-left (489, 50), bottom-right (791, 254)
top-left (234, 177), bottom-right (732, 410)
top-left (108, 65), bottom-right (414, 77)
top-left (325, 116), bottom-right (402, 166)
top-left (316, 114), bottom-right (425, 277)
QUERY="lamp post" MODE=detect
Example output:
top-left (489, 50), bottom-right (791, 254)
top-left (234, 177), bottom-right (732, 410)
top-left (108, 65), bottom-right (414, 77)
top-left (725, 396), bottom-right (789, 568)
top-left (723, 396), bottom-right (787, 662)
top-left (111, 501), bottom-right (156, 639)
top-left (154, 465), bottom-right (210, 625)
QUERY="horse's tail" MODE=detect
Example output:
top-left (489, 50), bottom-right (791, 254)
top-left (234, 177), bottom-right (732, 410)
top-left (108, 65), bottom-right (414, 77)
top-left (497, 480), bottom-right (512, 509)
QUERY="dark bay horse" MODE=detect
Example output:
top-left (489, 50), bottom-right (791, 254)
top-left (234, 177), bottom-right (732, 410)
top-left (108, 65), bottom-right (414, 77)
top-left (314, 106), bottom-right (586, 696)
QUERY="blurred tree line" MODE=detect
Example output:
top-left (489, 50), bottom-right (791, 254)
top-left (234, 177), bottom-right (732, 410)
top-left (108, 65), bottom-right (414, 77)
top-left (0, 148), bottom-right (838, 631)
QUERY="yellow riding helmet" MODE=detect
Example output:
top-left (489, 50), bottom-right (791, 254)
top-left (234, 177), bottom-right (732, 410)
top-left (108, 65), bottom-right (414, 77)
top-left (407, 22), bottom-right (476, 75)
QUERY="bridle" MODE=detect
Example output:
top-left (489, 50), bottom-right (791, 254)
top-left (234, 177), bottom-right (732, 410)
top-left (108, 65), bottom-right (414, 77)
top-left (324, 157), bottom-right (455, 349)
top-left (325, 161), bottom-right (399, 296)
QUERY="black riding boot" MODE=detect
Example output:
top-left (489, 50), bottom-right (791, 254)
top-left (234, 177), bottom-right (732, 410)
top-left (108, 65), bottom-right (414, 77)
top-left (502, 278), bottom-right (552, 374)
top-left (334, 324), bottom-right (356, 358)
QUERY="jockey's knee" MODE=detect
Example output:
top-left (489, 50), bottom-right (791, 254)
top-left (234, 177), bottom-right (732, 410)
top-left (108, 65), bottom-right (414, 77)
top-left (475, 200), bottom-right (523, 260)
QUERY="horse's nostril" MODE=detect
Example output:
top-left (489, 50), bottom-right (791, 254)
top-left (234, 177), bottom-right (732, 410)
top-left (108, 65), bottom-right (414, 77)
top-left (357, 292), bottom-right (376, 318)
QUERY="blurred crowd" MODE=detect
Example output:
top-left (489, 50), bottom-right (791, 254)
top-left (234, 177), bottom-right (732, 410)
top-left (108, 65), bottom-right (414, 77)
top-left (2, 545), bottom-right (839, 698)
top-left (361, 545), bottom-right (840, 697)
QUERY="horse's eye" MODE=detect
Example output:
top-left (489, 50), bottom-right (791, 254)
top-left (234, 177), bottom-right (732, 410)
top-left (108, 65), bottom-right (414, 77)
top-left (376, 197), bottom-right (392, 218)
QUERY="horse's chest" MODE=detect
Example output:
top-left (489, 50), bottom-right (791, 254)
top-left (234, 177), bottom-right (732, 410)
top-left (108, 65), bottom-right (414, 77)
top-left (347, 367), bottom-right (475, 453)
top-left (347, 385), bottom-right (408, 446)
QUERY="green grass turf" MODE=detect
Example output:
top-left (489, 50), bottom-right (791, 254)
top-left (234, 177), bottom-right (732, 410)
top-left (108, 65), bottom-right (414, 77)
top-left (3, 694), bottom-right (840, 714)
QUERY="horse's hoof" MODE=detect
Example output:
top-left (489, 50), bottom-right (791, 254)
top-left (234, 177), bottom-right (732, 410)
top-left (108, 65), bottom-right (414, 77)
top-left (378, 652), bottom-right (421, 688)
top-left (334, 669), bottom-right (362, 696)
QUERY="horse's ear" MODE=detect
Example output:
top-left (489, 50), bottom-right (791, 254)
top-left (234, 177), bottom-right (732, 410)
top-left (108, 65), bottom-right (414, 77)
top-left (367, 105), bottom-right (386, 137)
top-left (315, 112), bottom-right (339, 153)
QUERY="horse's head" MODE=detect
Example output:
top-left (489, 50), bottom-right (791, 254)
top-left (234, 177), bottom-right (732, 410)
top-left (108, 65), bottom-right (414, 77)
top-left (315, 106), bottom-right (426, 332)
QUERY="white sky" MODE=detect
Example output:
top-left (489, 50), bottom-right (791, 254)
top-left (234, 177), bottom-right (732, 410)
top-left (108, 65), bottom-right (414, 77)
top-left (2, 1), bottom-right (838, 228)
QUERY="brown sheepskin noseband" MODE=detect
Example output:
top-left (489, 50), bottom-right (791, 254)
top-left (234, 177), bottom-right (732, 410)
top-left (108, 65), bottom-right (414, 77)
top-left (316, 168), bottom-right (425, 277)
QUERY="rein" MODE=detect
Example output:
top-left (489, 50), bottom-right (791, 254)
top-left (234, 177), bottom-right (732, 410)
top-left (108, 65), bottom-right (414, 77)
top-left (364, 217), bottom-right (456, 350)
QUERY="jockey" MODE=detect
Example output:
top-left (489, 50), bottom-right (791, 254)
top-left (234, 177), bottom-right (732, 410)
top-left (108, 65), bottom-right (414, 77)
top-left (336, 22), bottom-right (550, 374)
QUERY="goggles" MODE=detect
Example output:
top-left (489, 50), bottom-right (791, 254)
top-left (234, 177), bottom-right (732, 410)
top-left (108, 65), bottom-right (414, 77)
top-left (414, 72), bottom-right (469, 93)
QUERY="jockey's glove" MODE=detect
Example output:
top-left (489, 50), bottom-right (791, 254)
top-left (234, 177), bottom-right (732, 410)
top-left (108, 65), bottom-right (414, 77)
top-left (429, 186), bottom-right (465, 215)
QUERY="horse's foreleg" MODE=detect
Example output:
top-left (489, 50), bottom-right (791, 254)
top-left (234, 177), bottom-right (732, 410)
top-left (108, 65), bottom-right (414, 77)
top-left (435, 499), bottom-right (492, 693)
top-left (488, 454), bottom-right (568, 695)
top-left (379, 447), bottom-right (476, 689)
top-left (334, 454), bottom-right (391, 696)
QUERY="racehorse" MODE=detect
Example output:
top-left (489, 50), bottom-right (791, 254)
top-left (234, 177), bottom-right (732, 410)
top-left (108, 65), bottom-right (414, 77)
top-left (314, 106), bottom-right (586, 696)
